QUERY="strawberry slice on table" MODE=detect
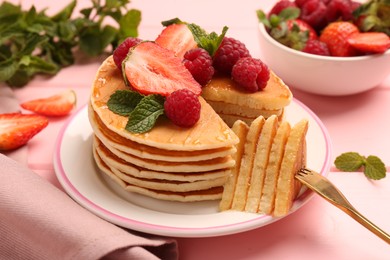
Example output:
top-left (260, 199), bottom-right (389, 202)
top-left (347, 32), bottom-right (390, 54)
top-left (155, 23), bottom-right (198, 58)
top-left (0, 113), bottom-right (48, 151)
top-left (124, 41), bottom-right (202, 96)
top-left (20, 89), bottom-right (76, 117)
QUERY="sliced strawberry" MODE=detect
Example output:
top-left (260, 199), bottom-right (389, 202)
top-left (124, 42), bottom-right (202, 96)
top-left (21, 89), bottom-right (76, 117)
top-left (155, 23), bottom-right (198, 59)
top-left (0, 113), bottom-right (48, 151)
top-left (347, 32), bottom-right (390, 54)
top-left (319, 21), bottom-right (359, 57)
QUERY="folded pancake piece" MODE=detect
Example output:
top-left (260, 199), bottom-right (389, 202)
top-left (231, 116), bottom-right (265, 211)
top-left (219, 120), bottom-right (249, 211)
top-left (273, 119), bottom-right (308, 217)
top-left (245, 115), bottom-right (278, 213)
top-left (259, 121), bottom-right (291, 215)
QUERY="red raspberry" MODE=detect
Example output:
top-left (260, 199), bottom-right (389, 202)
top-left (300, 0), bottom-right (327, 30)
top-left (326, 0), bottom-right (354, 23)
top-left (231, 57), bottom-right (270, 92)
top-left (113, 37), bottom-right (142, 71)
top-left (213, 37), bottom-right (251, 74)
top-left (164, 89), bottom-right (201, 127)
top-left (269, 0), bottom-right (297, 17)
top-left (183, 48), bottom-right (215, 86)
top-left (302, 39), bottom-right (330, 55)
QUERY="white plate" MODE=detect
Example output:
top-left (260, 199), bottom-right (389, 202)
top-left (54, 99), bottom-right (332, 238)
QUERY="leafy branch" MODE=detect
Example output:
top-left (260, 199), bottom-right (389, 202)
top-left (0, 0), bottom-right (141, 87)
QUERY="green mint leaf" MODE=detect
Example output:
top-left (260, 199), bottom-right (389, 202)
top-left (51, 0), bottom-right (76, 22)
top-left (334, 152), bottom-right (365, 172)
top-left (364, 155), bottom-right (386, 180)
top-left (0, 59), bottom-right (18, 82)
top-left (126, 95), bottom-right (165, 133)
top-left (119, 9), bottom-right (141, 40)
top-left (187, 23), bottom-right (228, 56)
top-left (107, 90), bottom-right (144, 116)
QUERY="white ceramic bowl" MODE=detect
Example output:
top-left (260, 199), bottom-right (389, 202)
top-left (258, 23), bottom-right (390, 96)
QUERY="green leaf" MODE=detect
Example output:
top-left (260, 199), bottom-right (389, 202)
top-left (100, 25), bottom-right (118, 50)
top-left (6, 69), bottom-right (30, 87)
top-left (107, 90), bottom-right (144, 116)
top-left (161, 17), bottom-right (184, 26)
top-left (334, 152), bottom-right (365, 172)
top-left (187, 24), bottom-right (228, 56)
top-left (278, 7), bottom-right (300, 21)
top-left (364, 155), bottom-right (386, 180)
top-left (0, 58), bottom-right (19, 81)
top-left (256, 10), bottom-right (270, 28)
top-left (126, 95), bottom-right (165, 133)
top-left (51, 0), bottom-right (76, 22)
top-left (119, 9), bottom-right (141, 39)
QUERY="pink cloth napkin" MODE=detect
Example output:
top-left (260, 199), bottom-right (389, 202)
top-left (0, 154), bottom-right (178, 260)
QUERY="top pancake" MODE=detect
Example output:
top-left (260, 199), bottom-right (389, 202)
top-left (90, 56), bottom-right (239, 151)
top-left (202, 72), bottom-right (292, 110)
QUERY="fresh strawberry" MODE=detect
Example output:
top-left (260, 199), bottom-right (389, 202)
top-left (155, 23), bottom-right (198, 59)
top-left (124, 42), bottom-right (202, 96)
top-left (20, 89), bottom-right (76, 117)
top-left (347, 32), bottom-right (390, 53)
top-left (0, 113), bottom-right (48, 150)
top-left (319, 21), bottom-right (359, 56)
top-left (286, 19), bottom-right (318, 40)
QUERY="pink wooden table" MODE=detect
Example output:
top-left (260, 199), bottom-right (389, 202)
top-left (4, 0), bottom-right (390, 259)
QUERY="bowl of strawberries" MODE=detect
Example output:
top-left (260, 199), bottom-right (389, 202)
top-left (257, 0), bottom-right (390, 96)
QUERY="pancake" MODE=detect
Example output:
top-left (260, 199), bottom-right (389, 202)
top-left (259, 121), bottom-right (291, 214)
top-left (93, 146), bottom-right (223, 202)
top-left (219, 120), bottom-right (249, 211)
top-left (90, 56), bottom-right (239, 151)
top-left (273, 119), bottom-right (308, 217)
top-left (88, 103), bottom-right (236, 162)
top-left (245, 115), bottom-right (278, 213)
top-left (202, 72), bottom-right (291, 126)
top-left (231, 116), bottom-right (265, 211)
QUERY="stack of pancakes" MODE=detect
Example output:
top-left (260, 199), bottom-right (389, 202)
top-left (89, 56), bottom-right (240, 202)
top-left (202, 72), bottom-right (292, 127)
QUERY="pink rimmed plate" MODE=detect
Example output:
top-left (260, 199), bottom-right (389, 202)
top-left (53, 98), bottom-right (332, 238)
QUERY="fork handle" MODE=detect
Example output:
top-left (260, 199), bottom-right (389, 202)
top-left (342, 206), bottom-right (390, 244)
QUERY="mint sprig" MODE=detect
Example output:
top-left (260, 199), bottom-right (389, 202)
top-left (107, 90), bottom-right (165, 134)
top-left (334, 152), bottom-right (386, 180)
top-left (126, 94), bottom-right (165, 133)
top-left (187, 24), bottom-right (228, 56)
top-left (0, 0), bottom-right (141, 87)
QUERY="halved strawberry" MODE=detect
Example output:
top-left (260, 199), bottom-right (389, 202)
top-left (347, 32), bottom-right (390, 53)
top-left (0, 113), bottom-right (48, 151)
top-left (124, 42), bottom-right (202, 96)
top-left (21, 89), bottom-right (76, 117)
top-left (319, 21), bottom-right (359, 57)
top-left (155, 23), bottom-right (198, 59)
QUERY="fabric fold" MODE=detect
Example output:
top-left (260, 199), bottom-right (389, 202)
top-left (0, 154), bottom-right (178, 260)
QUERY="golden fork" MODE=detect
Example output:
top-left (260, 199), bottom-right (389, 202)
top-left (296, 168), bottom-right (390, 244)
